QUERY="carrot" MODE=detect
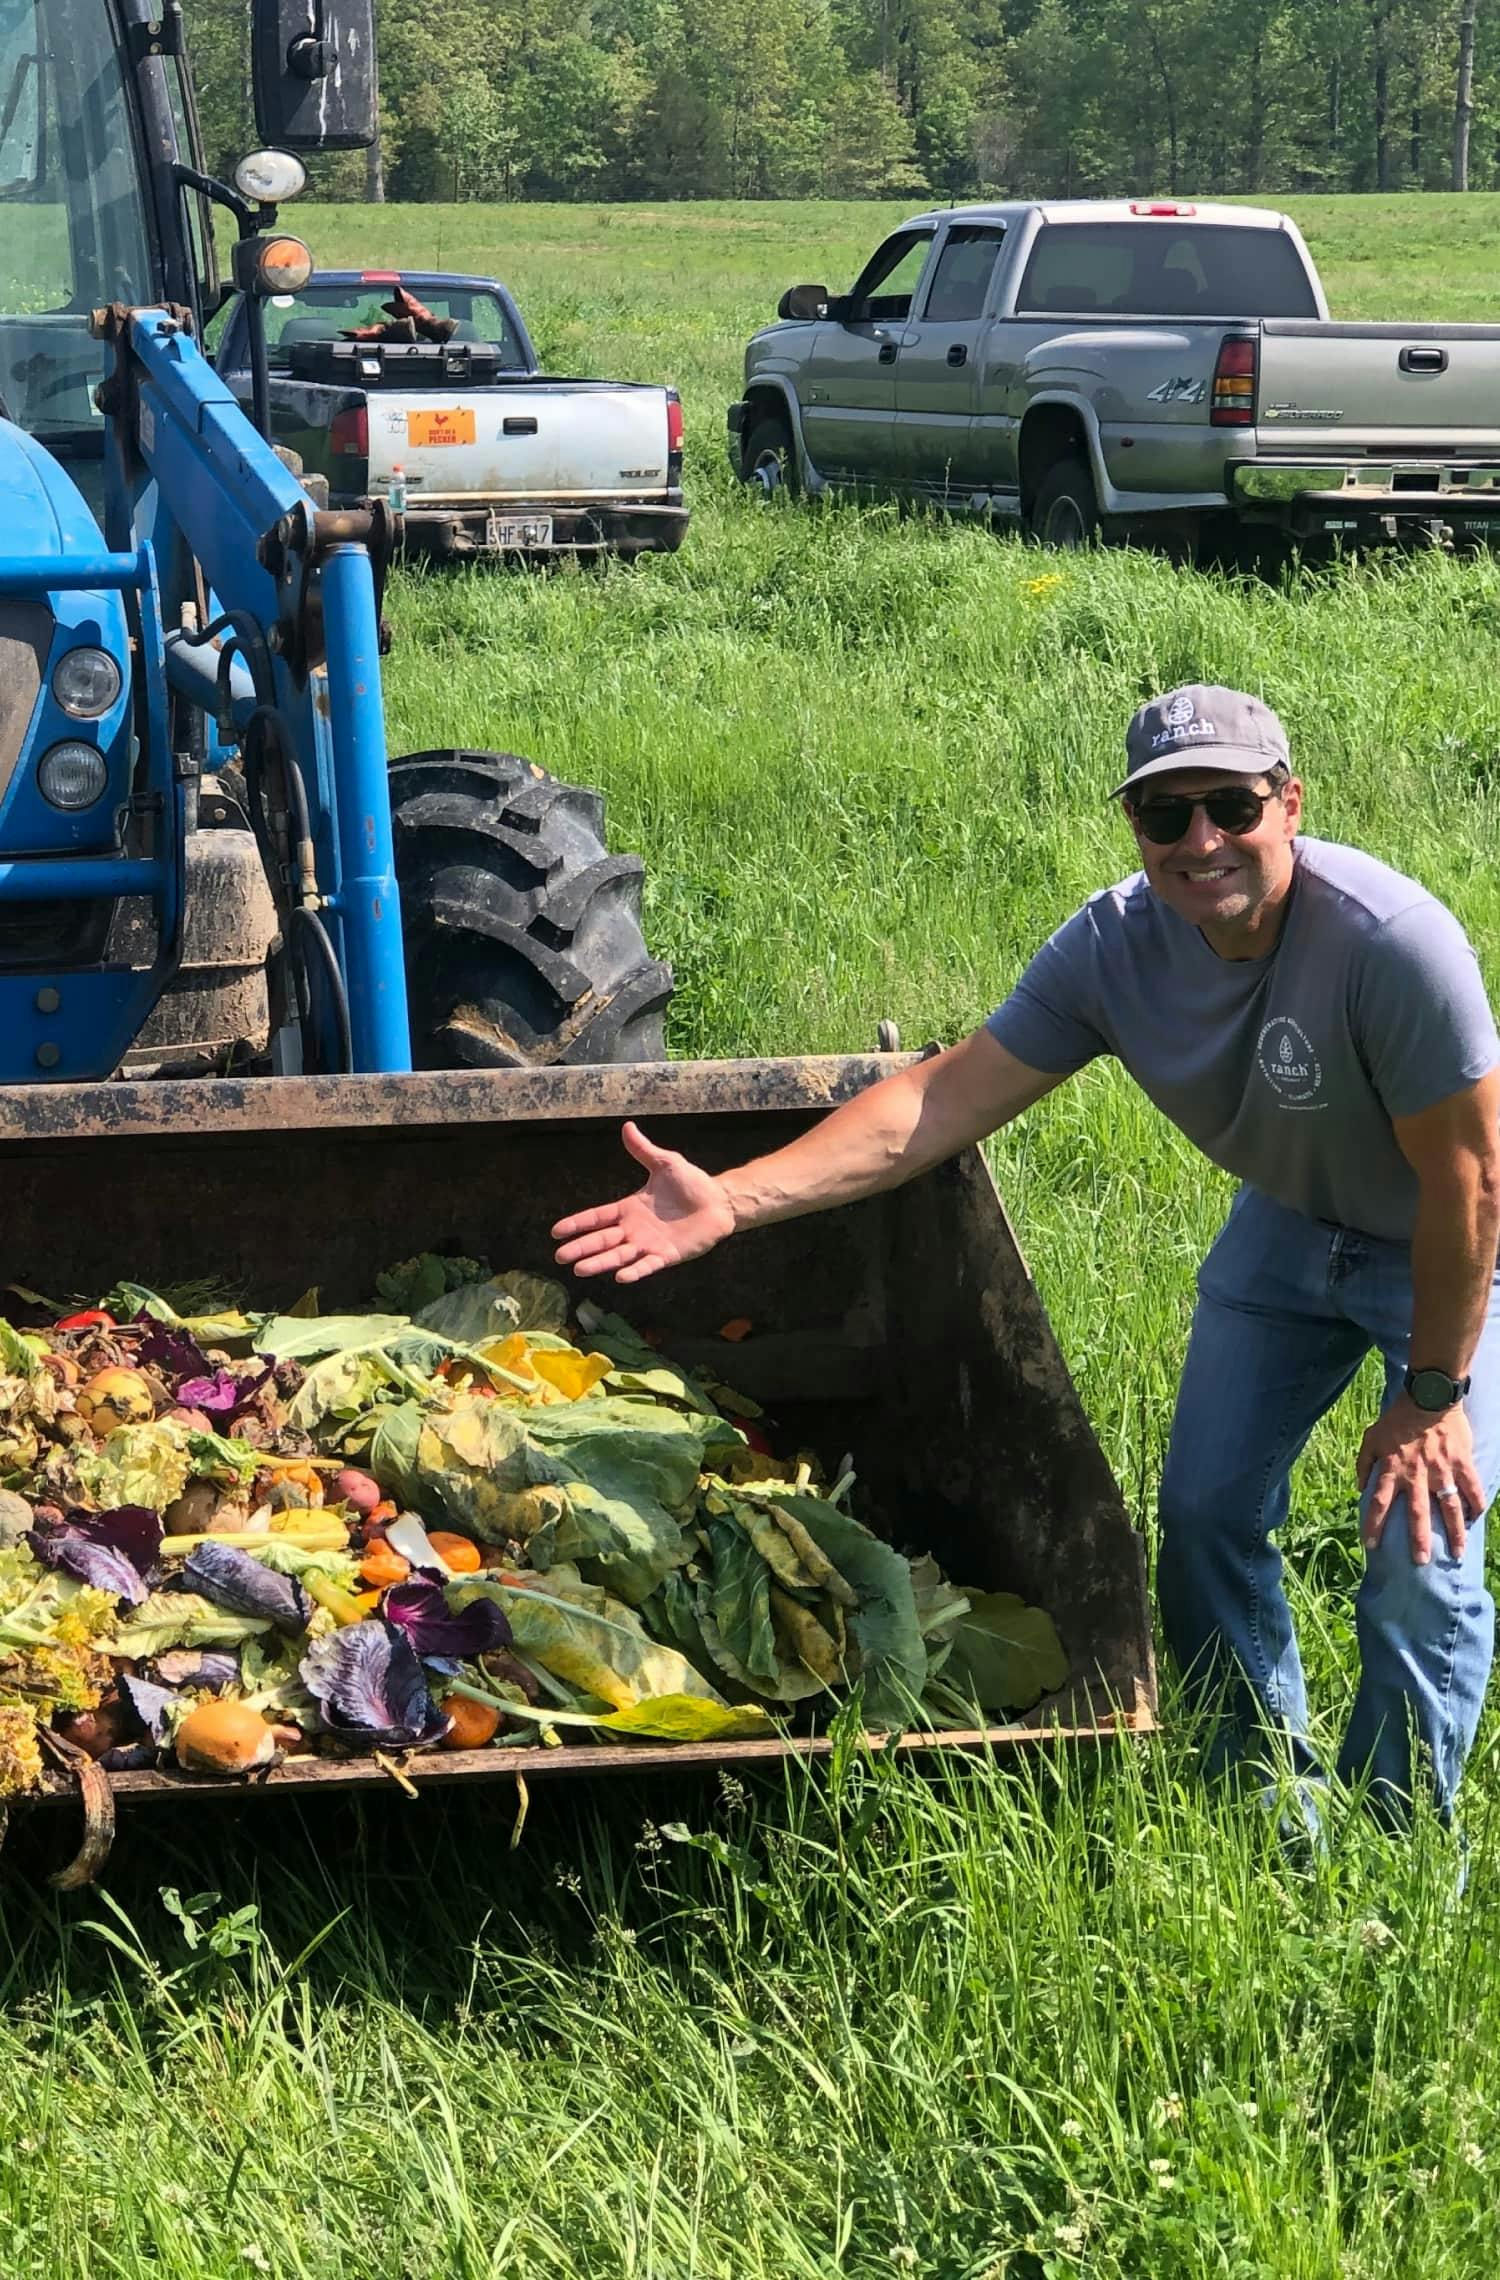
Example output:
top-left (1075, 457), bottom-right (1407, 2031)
top-left (439, 1696), bottom-right (501, 1749)
top-left (428, 1531), bottom-right (482, 1574)
top-left (359, 1544), bottom-right (411, 1590)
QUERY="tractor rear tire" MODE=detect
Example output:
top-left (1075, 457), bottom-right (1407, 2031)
top-left (390, 749), bottom-right (673, 1068)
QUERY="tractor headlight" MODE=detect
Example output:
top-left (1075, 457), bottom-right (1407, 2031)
top-left (53, 647), bottom-right (122, 719)
top-left (37, 743), bottom-right (108, 811)
top-left (234, 149), bottom-right (307, 205)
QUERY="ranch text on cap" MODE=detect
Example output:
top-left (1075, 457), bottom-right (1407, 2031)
top-left (1113, 684), bottom-right (1292, 797)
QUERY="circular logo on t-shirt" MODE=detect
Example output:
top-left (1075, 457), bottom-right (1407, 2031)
top-left (1257, 1015), bottom-right (1324, 1108)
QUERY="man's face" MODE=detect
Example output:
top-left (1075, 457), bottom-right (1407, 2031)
top-left (1125, 766), bottom-right (1303, 938)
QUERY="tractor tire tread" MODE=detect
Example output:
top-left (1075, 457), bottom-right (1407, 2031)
top-left (391, 748), bottom-right (671, 1068)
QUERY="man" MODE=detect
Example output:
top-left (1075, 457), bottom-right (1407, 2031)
top-left (554, 686), bottom-right (1500, 1823)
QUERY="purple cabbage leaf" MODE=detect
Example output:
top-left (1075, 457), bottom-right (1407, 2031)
top-left (70, 1504), bottom-right (163, 1572)
top-left (117, 1672), bottom-right (179, 1744)
top-left (132, 1313), bottom-right (216, 1381)
top-left (176, 1363), bottom-right (276, 1420)
top-left (28, 1522), bottom-right (149, 1605)
top-left (299, 1622), bottom-right (450, 1748)
top-left (150, 1648), bottom-right (241, 1692)
top-left (183, 1540), bottom-right (313, 1635)
top-left (381, 1577), bottom-right (511, 1661)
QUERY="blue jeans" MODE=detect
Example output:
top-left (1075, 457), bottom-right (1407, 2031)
top-left (1158, 1187), bottom-right (1500, 1823)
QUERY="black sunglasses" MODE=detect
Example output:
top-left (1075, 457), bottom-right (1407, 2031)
top-left (1126, 783), bottom-right (1278, 846)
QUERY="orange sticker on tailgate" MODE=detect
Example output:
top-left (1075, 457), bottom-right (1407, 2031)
top-left (406, 407), bottom-right (476, 447)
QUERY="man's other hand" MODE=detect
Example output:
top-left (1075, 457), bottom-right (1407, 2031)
top-left (1357, 1393), bottom-right (1483, 1564)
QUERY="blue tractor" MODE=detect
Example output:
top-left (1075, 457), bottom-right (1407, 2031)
top-left (0, 0), bottom-right (672, 1085)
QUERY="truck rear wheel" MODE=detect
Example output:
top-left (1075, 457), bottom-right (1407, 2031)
top-left (390, 750), bottom-right (673, 1068)
top-left (1029, 456), bottom-right (1104, 548)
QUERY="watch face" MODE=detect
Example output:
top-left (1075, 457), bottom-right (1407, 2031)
top-left (1408, 1367), bottom-right (1461, 1411)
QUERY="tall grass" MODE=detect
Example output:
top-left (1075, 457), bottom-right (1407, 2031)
top-left (7, 199), bottom-right (1500, 2274)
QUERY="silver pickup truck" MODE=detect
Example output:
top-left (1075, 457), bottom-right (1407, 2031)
top-left (728, 199), bottom-right (1500, 554)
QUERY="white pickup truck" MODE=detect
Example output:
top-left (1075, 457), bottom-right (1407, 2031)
top-left (729, 199), bottom-right (1500, 555)
top-left (218, 270), bottom-right (687, 561)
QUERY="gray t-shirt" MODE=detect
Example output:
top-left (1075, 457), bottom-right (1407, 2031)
top-left (987, 837), bottom-right (1499, 1241)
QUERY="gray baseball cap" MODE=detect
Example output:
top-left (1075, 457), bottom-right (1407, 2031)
top-left (1112, 684), bottom-right (1291, 797)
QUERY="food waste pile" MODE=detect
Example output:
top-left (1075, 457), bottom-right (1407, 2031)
top-left (0, 1257), bottom-right (1066, 1798)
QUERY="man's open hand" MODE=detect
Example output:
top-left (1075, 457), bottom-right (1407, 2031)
top-left (552, 1121), bottom-right (736, 1285)
top-left (1357, 1393), bottom-right (1483, 1564)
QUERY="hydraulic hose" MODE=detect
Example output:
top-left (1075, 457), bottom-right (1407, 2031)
top-left (240, 705), bottom-right (353, 1076)
top-left (291, 903), bottom-right (353, 1078)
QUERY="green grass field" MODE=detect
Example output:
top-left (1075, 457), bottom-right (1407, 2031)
top-left (11, 195), bottom-right (1500, 2278)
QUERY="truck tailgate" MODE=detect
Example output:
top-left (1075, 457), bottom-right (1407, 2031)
top-left (366, 382), bottom-right (672, 500)
top-left (1257, 320), bottom-right (1500, 452)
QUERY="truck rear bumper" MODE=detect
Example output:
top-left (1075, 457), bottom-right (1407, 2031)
top-left (394, 496), bottom-right (689, 559)
top-left (1233, 459), bottom-right (1500, 538)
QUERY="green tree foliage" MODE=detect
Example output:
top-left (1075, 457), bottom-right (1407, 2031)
top-left (182, 0), bottom-right (1500, 200)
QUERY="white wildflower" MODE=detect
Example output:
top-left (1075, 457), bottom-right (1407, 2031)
top-left (1053, 2222), bottom-right (1087, 2252)
top-left (1151, 2095), bottom-right (1184, 2129)
top-left (1463, 2142), bottom-right (1485, 2170)
top-left (1060, 2117), bottom-right (1086, 2140)
top-left (1359, 1917), bottom-right (1396, 1952)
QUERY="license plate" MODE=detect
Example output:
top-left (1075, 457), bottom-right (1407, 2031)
top-left (485, 512), bottom-right (554, 549)
top-left (406, 407), bottom-right (476, 447)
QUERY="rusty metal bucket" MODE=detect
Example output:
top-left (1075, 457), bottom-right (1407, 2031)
top-left (0, 1056), bottom-right (1155, 1820)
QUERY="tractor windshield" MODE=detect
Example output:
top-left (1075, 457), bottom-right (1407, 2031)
top-left (0, 0), bottom-right (152, 439)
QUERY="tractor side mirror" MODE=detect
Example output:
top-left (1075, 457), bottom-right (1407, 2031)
top-left (777, 283), bottom-right (829, 322)
top-left (251, 0), bottom-right (377, 150)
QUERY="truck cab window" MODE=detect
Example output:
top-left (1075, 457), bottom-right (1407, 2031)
top-left (849, 231), bottom-right (935, 324)
top-left (923, 227), bottom-right (1006, 324)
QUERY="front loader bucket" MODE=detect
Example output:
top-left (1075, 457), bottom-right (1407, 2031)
top-left (0, 1058), bottom-right (1154, 1818)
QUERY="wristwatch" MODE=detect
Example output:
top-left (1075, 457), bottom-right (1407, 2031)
top-left (1404, 1365), bottom-right (1471, 1413)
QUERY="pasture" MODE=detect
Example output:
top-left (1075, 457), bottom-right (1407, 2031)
top-left (8, 195), bottom-right (1500, 2277)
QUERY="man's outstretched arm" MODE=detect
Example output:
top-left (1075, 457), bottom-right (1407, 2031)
top-left (552, 1029), bottom-right (1065, 1284)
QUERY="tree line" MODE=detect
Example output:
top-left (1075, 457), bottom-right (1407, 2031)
top-left (187, 1), bottom-right (1497, 204)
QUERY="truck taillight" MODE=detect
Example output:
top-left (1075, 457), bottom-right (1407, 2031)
top-left (1211, 334), bottom-right (1257, 427)
top-left (1129, 200), bottom-right (1197, 217)
top-left (666, 391), bottom-right (684, 482)
top-left (329, 404), bottom-right (368, 456)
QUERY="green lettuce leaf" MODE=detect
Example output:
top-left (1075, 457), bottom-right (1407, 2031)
top-left (257, 1313), bottom-right (413, 1363)
top-left (235, 1637), bottom-right (318, 1719)
top-left (287, 1344), bottom-right (431, 1433)
top-left (185, 1429), bottom-right (262, 1487)
top-left (702, 1512), bottom-right (779, 1687)
top-left (764, 1493), bottom-right (927, 1729)
top-left (594, 1695), bottom-right (773, 1742)
top-left (521, 1396), bottom-right (704, 1603)
top-left (939, 1593), bottom-right (1068, 1714)
top-left (415, 1271), bottom-right (570, 1344)
top-left (0, 1320), bottom-right (42, 1379)
top-left (75, 1421), bottom-right (191, 1514)
top-left (453, 1571), bottom-right (725, 1710)
top-left (112, 1591), bottom-right (273, 1659)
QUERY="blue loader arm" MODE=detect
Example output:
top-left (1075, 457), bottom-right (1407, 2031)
top-left (128, 307), bottom-right (412, 1075)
